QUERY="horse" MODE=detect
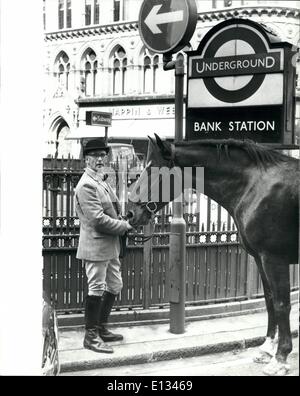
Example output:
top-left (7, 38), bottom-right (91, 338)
top-left (127, 133), bottom-right (299, 376)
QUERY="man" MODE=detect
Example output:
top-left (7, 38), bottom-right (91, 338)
top-left (75, 138), bottom-right (133, 353)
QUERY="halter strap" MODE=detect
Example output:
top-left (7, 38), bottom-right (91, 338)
top-left (127, 230), bottom-right (154, 243)
top-left (170, 143), bottom-right (176, 167)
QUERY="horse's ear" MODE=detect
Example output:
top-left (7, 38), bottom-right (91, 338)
top-left (146, 135), bottom-right (156, 161)
top-left (154, 133), bottom-right (172, 159)
top-left (154, 133), bottom-right (163, 148)
top-left (147, 135), bottom-right (155, 146)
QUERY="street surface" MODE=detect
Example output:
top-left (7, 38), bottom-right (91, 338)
top-left (61, 336), bottom-right (298, 376)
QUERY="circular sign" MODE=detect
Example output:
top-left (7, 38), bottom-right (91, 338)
top-left (138, 0), bottom-right (197, 54)
top-left (202, 26), bottom-right (268, 103)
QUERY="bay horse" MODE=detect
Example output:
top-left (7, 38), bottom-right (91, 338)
top-left (127, 134), bottom-right (299, 376)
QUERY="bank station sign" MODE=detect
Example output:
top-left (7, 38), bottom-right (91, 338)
top-left (186, 19), bottom-right (296, 144)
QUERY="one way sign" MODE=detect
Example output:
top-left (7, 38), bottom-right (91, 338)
top-left (139, 0), bottom-right (197, 54)
top-left (145, 5), bottom-right (184, 34)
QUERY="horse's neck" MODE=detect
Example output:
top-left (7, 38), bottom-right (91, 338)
top-left (176, 145), bottom-right (253, 214)
top-left (203, 167), bottom-right (251, 214)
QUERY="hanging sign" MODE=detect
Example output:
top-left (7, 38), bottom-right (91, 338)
top-left (86, 111), bottom-right (112, 126)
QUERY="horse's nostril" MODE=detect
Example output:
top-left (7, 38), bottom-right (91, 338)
top-left (126, 210), bottom-right (134, 219)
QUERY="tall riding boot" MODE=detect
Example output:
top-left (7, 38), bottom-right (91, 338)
top-left (83, 295), bottom-right (113, 353)
top-left (98, 291), bottom-right (124, 342)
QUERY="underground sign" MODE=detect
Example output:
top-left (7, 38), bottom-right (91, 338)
top-left (186, 18), bottom-right (296, 144)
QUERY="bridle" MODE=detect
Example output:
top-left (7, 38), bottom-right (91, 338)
top-left (126, 142), bottom-right (176, 244)
top-left (127, 228), bottom-right (154, 243)
top-left (126, 201), bottom-right (157, 243)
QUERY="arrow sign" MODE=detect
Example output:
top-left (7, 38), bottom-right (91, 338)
top-left (145, 5), bottom-right (184, 34)
top-left (86, 111), bottom-right (112, 126)
top-left (139, 0), bottom-right (197, 54)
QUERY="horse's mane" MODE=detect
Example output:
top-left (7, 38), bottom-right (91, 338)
top-left (178, 139), bottom-right (293, 167)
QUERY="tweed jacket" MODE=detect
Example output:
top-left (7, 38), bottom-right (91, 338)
top-left (75, 167), bottom-right (128, 261)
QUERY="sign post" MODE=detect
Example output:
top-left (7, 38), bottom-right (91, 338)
top-left (139, 0), bottom-right (197, 334)
top-left (168, 53), bottom-right (186, 334)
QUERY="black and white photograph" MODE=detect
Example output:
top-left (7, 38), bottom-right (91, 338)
top-left (0, 0), bottom-right (299, 379)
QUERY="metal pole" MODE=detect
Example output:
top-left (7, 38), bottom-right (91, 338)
top-left (104, 126), bottom-right (108, 144)
top-left (164, 53), bottom-right (186, 334)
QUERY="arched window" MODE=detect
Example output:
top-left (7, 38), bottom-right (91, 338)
top-left (122, 57), bottom-right (127, 94)
top-left (55, 52), bottom-right (70, 90)
top-left (85, 0), bottom-right (100, 26)
top-left (81, 49), bottom-right (97, 96)
top-left (112, 46), bottom-right (127, 95)
top-left (43, 0), bottom-right (46, 30)
top-left (58, 0), bottom-right (72, 29)
top-left (152, 55), bottom-right (159, 93)
top-left (143, 56), bottom-right (151, 93)
top-left (66, 0), bottom-right (72, 28)
top-left (142, 49), bottom-right (159, 94)
top-left (94, 0), bottom-right (100, 24)
top-left (56, 125), bottom-right (72, 159)
top-left (113, 0), bottom-right (124, 22)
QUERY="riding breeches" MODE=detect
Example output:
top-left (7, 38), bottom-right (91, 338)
top-left (84, 258), bottom-right (123, 297)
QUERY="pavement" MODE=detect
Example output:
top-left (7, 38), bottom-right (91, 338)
top-left (58, 297), bottom-right (299, 374)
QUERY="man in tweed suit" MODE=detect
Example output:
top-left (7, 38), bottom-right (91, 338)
top-left (75, 138), bottom-right (133, 353)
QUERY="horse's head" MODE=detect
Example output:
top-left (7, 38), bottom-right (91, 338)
top-left (145, 133), bottom-right (175, 168)
top-left (126, 134), bottom-right (175, 226)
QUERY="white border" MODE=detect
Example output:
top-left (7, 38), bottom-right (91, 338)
top-left (0, 0), bottom-right (44, 375)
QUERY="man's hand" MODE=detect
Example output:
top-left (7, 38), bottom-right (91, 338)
top-left (126, 220), bottom-right (134, 231)
top-left (119, 216), bottom-right (135, 231)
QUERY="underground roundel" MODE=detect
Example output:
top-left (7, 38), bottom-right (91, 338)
top-left (187, 21), bottom-right (284, 107)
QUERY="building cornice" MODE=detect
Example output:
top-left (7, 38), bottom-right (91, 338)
top-left (76, 94), bottom-right (176, 107)
top-left (197, 5), bottom-right (300, 23)
top-left (45, 21), bottom-right (138, 42)
top-left (45, 6), bottom-right (300, 42)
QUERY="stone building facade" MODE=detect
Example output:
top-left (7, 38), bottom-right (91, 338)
top-left (43, 0), bottom-right (300, 158)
